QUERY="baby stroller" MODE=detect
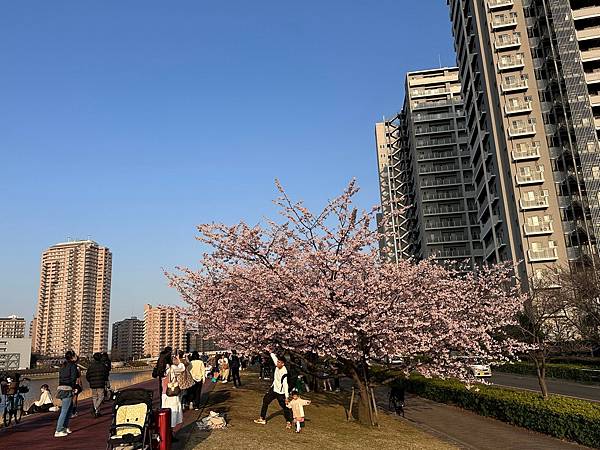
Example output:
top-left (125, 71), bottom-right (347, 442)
top-left (107, 389), bottom-right (153, 450)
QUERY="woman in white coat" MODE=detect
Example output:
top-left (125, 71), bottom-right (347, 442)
top-left (161, 354), bottom-right (186, 437)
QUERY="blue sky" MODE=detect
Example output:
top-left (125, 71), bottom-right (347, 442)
top-left (0, 1), bottom-right (455, 324)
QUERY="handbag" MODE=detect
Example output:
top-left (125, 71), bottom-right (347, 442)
top-left (178, 366), bottom-right (195, 390)
top-left (165, 371), bottom-right (181, 397)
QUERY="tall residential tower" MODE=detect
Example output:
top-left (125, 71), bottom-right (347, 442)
top-left (33, 240), bottom-right (112, 357)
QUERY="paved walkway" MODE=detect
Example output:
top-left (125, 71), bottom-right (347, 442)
top-left (0, 377), bottom-right (216, 450)
top-left (374, 387), bottom-right (588, 449)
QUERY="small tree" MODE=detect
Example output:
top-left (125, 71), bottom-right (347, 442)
top-left (167, 181), bottom-right (525, 424)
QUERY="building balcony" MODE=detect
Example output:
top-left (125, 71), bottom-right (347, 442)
top-left (495, 33), bottom-right (521, 50)
top-left (419, 164), bottom-right (459, 175)
top-left (519, 193), bottom-right (549, 211)
top-left (413, 98), bottom-right (461, 110)
top-left (596, 117), bottom-right (600, 130)
top-left (528, 246), bottom-right (559, 262)
top-left (501, 77), bottom-right (529, 92)
top-left (415, 125), bottom-right (454, 135)
top-left (515, 166), bottom-right (544, 185)
top-left (420, 178), bottom-right (463, 188)
top-left (426, 233), bottom-right (470, 244)
top-left (589, 93), bottom-right (600, 107)
top-left (425, 219), bottom-right (468, 230)
top-left (508, 122), bottom-right (536, 137)
top-left (411, 87), bottom-right (453, 98)
top-left (413, 111), bottom-right (465, 122)
top-left (421, 191), bottom-right (462, 202)
top-left (432, 248), bottom-right (471, 259)
top-left (581, 48), bottom-right (600, 63)
top-left (423, 205), bottom-right (464, 215)
top-left (524, 219), bottom-right (554, 236)
top-left (417, 150), bottom-right (459, 161)
top-left (585, 71), bottom-right (600, 84)
top-left (505, 98), bottom-right (533, 115)
top-left (573, 5), bottom-right (600, 21)
top-left (512, 142), bottom-right (540, 161)
top-left (491, 13), bottom-right (518, 30)
top-left (576, 26), bottom-right (600, 41)
top-left (416, 137), bottom-right (457, 148)
top-left (488, 0), bottom-right (514, 10)
top-left (498, 54), bottom-right (525, 71)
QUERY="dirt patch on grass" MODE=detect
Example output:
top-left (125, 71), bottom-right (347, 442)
top-left (184, 372), bottom-right (456, 450)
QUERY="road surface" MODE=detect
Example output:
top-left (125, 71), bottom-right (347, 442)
top-left (490, 372), bottom-right (600, 402)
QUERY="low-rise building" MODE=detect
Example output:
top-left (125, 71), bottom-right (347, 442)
top-left (0, 338), bottom-right (32, 370)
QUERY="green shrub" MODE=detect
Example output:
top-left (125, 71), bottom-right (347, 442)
top-left (389, 374), bottom-right (600, 448)
top-left (495, 362), bottom-right (600, 383)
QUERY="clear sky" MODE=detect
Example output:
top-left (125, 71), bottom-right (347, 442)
top-left (0, 1), bottom-right (455, 325)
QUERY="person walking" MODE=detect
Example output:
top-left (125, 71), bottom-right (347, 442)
top-left (162, 354), bottom-right (185, 442)
top-left (230, 350), bottom-right (241, 388)
top-left (253, 352), bottom-right (293, 429)
top-left (286, 390), bottom-right (312, 433)
top-left (86, 352), bottom-right (108, 417)
top-left (55, 351), bottom-right (78, 438)
top-left (189, 351), bottom-right (206, 410)
top-left (153, 346), bottom-right (172, 408)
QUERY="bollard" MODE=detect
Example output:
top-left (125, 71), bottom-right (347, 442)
top-left (153, 408), bottom-right (172, 450)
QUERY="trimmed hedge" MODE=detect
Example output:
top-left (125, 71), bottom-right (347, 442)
top-left (389, 374), bottom-right (600, 448)
top-left (495, 362), bottom-right (600, 383)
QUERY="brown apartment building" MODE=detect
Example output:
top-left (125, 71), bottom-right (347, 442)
top-left (143, 304), bottom-right (186, 358)
top-left (33, 240), bottom-right (112, 357)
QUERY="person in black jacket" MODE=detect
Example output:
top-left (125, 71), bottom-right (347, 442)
top-left (230, 350), bottom-right (241, 388)
top-left (86, 353), bottom-right (108, 417)
top-left (152, 346), bottom-right (172, 408)
top-left (55, 351), bottom-right (78, 438)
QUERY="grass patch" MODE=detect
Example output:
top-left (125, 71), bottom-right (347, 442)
top-left (184, 373), bottom-right (456, 450)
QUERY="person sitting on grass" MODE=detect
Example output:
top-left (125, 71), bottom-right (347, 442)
top-left (253, 351), bottom-right (293, 429)
top-left (286, 389), bottom-right (311, 433)
top-left (26, 384), bottom-right (53, 415)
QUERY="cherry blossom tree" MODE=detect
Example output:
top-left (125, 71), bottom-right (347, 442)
top-left (167, 180), bottom-right (525, 424)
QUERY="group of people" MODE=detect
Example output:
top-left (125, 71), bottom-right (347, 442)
top-left (211, 350), bottom-right (245, 387)
top-left (53, 350), bottom-right (111, 437)
top-left (152, 347), bottom-right (207, 441)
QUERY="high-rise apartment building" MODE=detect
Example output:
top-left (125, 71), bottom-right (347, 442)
top-left (33, 240), bottom-right (112, 357)
top-left (378, 2), bottom-right (600, 286)
top-left (0, 316), bottom-right (26, 339)
top-left (111, 317), bottom-right (144, 360)
top-left (143, 304), bottom-right (185, 358)
top-left (376, 68), bottom-right (479, 265)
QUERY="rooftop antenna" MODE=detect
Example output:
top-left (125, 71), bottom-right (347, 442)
top-left (438, 54), bottom-right (442, 68)
top-left (66, 236), bottom-right (71, 242)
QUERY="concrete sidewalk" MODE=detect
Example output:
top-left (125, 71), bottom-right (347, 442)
top-left (0, 377), bottom-right (216, 450)
top-left (375, 388), bottom-right (588, 450)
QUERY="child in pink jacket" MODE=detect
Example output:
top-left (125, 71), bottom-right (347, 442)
top-left (286, 390), bottom-right (311, 432)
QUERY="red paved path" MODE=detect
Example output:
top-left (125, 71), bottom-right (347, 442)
top-left (0, 378), bottom-right (214, 450)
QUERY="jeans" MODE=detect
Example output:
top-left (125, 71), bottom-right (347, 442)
top-left (260, 388), bottom-right (292, 423)
top-left (56, 393), bottom-right (72, 432)
top-left (92, 388), bottom-right (104, 412)
top-left (231, 368), bottom-right (241, 387)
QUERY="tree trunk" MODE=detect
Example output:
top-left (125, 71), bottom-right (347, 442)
top-left (348, 365), bottom-right (373, 426)
top-left (532, 355), bottom-right (549, 399)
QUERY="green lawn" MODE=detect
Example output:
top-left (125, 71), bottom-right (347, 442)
top-left (183, 372), bottom-right (455, 450)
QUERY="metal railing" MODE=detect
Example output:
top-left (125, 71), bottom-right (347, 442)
top-left (505, 98), bottom-right (532, 114)
top-left (498, 53), bottom-right (525, 70)
top-left (515, 167), bottom-right (544, 184)
top-left (495, 33), bottom-right (521, 49)
top-left (512, 142), bottom-right (540, 160)
top-left (528, 247), bottom-right (559, 261)
top-left (524, 220), bottom-right (554, 235)
top-left (508, 122), bottom-right (536, 137)
top-left (491, 12), bottom-right (518, 29)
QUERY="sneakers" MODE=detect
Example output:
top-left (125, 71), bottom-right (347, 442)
top-left (286, 422), bottom-right (292, 430)
top-left (253, 418), bottom-right (266, 425)
top-left (54, 431), bottom-right (68, 438)
top-left (66, 428), bottom-right (72, 434)
top-left (221, 380), bottom-right (228, 383)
